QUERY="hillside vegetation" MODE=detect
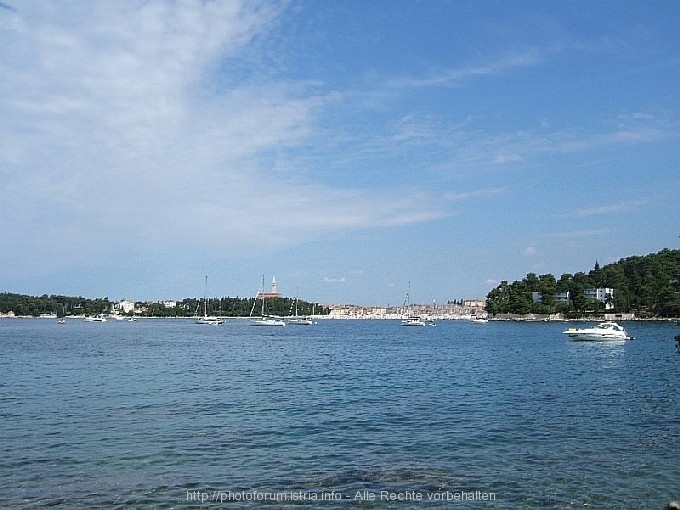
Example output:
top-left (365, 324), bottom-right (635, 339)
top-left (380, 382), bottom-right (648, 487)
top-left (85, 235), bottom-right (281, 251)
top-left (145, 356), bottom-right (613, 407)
top-left (0, 293), bottom-right (329, 318)
top-left (485, 248), bottom-right (680, 317)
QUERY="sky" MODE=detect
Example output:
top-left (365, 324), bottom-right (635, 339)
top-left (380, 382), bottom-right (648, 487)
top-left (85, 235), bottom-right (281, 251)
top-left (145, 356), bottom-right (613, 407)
top-left (1, 1), bottom-right (678, 306)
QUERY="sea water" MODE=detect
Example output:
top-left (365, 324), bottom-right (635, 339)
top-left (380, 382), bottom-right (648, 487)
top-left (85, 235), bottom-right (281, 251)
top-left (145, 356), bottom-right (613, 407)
top-left (1, 318), bottom-right (678, 509)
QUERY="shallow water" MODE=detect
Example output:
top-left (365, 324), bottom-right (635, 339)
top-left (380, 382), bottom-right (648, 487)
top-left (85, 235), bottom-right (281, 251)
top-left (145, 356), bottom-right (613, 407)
top-left (1, 318), bottom-right (678, 508)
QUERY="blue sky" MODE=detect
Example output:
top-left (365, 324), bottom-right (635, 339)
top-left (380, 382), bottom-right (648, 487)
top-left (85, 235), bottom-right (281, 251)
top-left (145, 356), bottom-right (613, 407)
top-left (1, 1), bottom-right (678, 306)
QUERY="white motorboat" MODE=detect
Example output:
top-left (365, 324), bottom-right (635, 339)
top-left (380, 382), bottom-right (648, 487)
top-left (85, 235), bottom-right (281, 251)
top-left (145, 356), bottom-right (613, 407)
top-left (195, 316), bottom-right (223, 325)
top-left (401, 316), bottom-right (426, 326)
top-left (563, 322), bottom-right (631, 341)
top-left (84, 314), bottom-right (107, 322)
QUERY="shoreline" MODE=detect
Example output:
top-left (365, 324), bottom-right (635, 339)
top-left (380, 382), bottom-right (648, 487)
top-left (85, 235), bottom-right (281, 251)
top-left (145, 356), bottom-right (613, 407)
top-left (1, 314), bottom-right (678, 322)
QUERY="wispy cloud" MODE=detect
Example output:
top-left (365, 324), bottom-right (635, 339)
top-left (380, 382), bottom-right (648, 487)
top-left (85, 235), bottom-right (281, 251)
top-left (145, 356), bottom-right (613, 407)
top-left (324, 276), bottom-right (347, 284)
top-left (549, 229), bottom-right (610, 238)
top-left (385, 51), bottom-right (543, 89)
top-left (445, 187), bottom-right (505, 202)
top-left (354, 105), bottom-right (677, 176)
top-left (450, 111), bottom-right (676, 169)
top-left (0, 2), bottom-right (458, 275)
top-left (563, 199), bottom-right (648, 218)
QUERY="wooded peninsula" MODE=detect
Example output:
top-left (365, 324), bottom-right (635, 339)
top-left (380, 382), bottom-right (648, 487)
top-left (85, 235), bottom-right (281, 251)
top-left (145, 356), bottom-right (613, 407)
top-left (485, 248), bottom-right (680, 318)
top-left (0, 293), bottom-right (330, 319)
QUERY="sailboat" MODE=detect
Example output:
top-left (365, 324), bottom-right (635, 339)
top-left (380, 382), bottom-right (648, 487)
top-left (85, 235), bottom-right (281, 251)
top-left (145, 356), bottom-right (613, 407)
top-left (195, 276), bottom-right (223, 325)
top-left (287, 287), bottom-right (316, 325)
top-left (250, 275), bottom-right (285, 326)
top-left (401, 282), bottom-right (426, 326)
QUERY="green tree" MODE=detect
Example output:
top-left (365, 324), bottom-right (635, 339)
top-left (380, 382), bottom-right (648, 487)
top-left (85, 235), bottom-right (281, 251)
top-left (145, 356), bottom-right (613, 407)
top-left (538, 274), bottom-right (557, 312)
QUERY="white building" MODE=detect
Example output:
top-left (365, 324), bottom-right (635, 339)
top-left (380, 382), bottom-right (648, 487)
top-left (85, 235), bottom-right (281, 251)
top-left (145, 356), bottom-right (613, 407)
top-left (585, 288), bottom-right (615, 310)
top-left (463, 299), bottom-right (486, 309)
top-left (532, 291), bottom-right (570, 304)
top-left (118, 300), bottom-right (136, 314)
top-left (532, 289), bottom-right (613, 310)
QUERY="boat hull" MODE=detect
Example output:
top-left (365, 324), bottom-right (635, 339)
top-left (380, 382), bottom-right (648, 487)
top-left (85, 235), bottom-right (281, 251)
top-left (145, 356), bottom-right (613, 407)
top-left (250, 318), bottom-right (285, 326)
top-left (402, 318), bottom-right (426, 326)
top-left (564, 332), bottom-right (628, 342)
top-left (563, 322), bottom-right (631, 341)
top-left (195, 317), bottom-right (223, 325)
top-left (288, 318), bottom-right (315, 325)
top-left (84, 316), bottom-right (107, 322)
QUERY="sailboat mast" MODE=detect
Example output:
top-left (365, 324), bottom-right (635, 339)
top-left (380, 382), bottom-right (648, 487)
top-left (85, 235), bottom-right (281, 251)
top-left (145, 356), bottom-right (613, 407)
top-left (261, 275), bottom-right (265, 317)
top-left (204, 275), bottom-right (208, 318)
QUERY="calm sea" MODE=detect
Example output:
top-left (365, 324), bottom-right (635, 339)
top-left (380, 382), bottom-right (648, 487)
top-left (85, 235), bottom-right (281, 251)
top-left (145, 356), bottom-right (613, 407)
top-left (1, 318), bottom-right (678, 509)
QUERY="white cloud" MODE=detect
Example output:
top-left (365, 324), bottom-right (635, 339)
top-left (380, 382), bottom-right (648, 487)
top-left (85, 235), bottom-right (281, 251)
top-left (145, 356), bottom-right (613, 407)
top-left (550, 229), bottom-right (609, 238)
top-left (324, 276), bottom-right (347, 284)
top-left (407, 110), bottom-right (678, 172)
top-left (564, 199), bottom-right (648, 218)
top-left (445, 187), bottom-right (505, 202)
top-left (523, 246), bottom-right (538, 257)
top-left (0, 1), bottom-right (457, 276)
top-left (385, 51), bottom-right (543, 89)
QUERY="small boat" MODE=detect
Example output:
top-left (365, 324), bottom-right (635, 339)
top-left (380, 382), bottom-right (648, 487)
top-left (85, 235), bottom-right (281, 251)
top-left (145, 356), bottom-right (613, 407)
top-left (57, 318), bottom-right (66, 325)
top-left (402, 316), bottom-right (426, 326)
top-left (563, 322), bottom-right (631, 341)
top-left (84, 314), bottom-right (107, 322)
top-left (195, 316), bottom-right (223, 325)
top-left (469, 317), bottom-right (489, 324)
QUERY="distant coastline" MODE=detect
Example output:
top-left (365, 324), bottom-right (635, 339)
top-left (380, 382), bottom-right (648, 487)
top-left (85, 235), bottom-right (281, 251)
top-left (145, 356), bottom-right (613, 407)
top-left (2, 311), bottom-right (678, 322)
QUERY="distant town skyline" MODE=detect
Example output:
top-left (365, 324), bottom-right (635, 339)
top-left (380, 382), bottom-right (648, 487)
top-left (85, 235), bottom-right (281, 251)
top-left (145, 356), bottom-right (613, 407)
top-left (1, 1), bottom-right (678, 306)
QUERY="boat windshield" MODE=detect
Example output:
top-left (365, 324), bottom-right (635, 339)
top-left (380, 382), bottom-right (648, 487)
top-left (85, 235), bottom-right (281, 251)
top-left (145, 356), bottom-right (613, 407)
top-left (596, 323), bottom-right (624, 332)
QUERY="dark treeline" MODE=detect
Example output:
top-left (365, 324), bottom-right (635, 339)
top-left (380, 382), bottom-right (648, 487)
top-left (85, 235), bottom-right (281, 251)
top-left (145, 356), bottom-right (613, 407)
top-left (0, 293), bottom-right (329, 318)
top-left (153, 297), bottom-right (329, 318)
top-left (486, 248), bottom-right (680, 318)
top-left (0, 294), bottom-right (111, 317)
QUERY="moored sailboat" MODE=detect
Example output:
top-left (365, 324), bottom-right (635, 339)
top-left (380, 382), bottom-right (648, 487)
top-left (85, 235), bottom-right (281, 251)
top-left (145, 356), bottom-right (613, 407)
top-left (401, 282), bottom-right (426, 326)
top-left (287, 287), bottom-right (316, 325)
top-left (195, 276), bottom-right (223, 325)
top-left (250, 276), bottom-right (285, 326)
